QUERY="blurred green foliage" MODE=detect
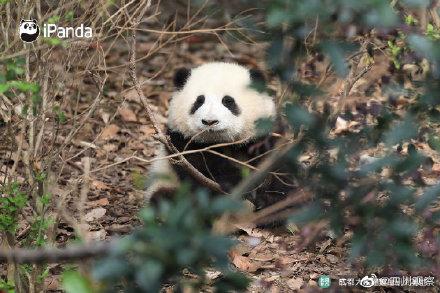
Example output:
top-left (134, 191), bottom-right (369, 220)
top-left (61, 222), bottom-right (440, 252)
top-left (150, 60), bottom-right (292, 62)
top-left (252, 0), bottom-right (440, 269)
top-left (88, 186), bottom-right (249, 292)
top-left (85, 1), bottom-right (440, 290)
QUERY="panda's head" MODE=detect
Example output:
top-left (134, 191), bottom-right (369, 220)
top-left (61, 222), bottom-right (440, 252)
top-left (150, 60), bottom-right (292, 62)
top-left (19, 19), bottom-right (39, 43)
top-left (168, 62), bottom-right (276, 143)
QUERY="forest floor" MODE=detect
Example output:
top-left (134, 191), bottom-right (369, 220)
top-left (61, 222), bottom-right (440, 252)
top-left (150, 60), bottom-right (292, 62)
top-left (7, 31), bottom-right (440, 292)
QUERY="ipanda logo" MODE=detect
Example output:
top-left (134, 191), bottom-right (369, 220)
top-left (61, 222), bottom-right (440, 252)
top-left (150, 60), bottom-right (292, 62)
top-left (19, 19), bottom-right (92, 43)
top-left (19, 19), bottom-right (39, 42)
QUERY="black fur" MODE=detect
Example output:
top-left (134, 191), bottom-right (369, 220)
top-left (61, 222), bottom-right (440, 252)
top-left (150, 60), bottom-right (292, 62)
top-left (166, 128), bottom-right (293, 209)
top-left (190, 95), bottom-right (205, 114)
top-left (222, 95), bottom-right (241, 116)
top-left (174, 68), bottom-right (191, 90)
top-left (249, 69), bottom-right (266, 86)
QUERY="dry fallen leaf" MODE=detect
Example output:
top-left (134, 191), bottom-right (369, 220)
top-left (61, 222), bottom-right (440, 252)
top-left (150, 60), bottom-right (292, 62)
top-left (326, 254), bottom-right (338, 264)
top-left (44, 275), bottom-right (60, 291)
top-left (103, 143), bottom-right (118, 152)
top-left (107, 224), bottom-right (132, 234)
top-left (100, 124), bottom-right (120, 140)
top-left (334, 116), bottom-right (348, 134)
top-left (92, 180), bottom-right (110, 190)
top-left (205, 269), bottom-right (222, 281)
top-left (431, 163), bottom-right (440, 174)
top-left (99, 109), bottom-right (111, 123)
top-left (230, 250), bottom-right (261, 272)
top-left (84, 207), bottom-right (107, 222)
top-left (87, 197), bottom-right (110, 208)
top-left (85, 229), bottom-right (107, 241)
top-left (124, 88), bottom-right (141, 103)
top-left (318, 238), bottom-right (332, 253)
top-left (118, 107), bottom-right (137, 122)
top-left (286, 277), bottom-right (304, 290)
top-left (140, 125), bottom-right (156, 136)
top-left (250, 253), bottom-right (274, 262)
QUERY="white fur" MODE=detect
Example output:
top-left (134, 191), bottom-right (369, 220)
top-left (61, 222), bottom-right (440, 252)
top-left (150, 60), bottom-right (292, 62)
top-left (168, 62), bottom-right (275, 143)
top-left (144, 145), bottom-right (178, 202)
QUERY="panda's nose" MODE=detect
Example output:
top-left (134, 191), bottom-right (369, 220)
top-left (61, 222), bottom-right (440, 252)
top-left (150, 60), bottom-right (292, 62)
top-left (202, 119), bottom-right (219, 126)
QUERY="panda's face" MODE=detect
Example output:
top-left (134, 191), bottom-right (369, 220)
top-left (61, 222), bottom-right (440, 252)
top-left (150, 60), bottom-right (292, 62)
top-left (168, 62), bottom-right (276, 143)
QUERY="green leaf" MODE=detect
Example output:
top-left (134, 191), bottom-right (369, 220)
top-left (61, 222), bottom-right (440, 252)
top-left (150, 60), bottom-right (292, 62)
top-left (43, 37), bottom-right (63, 46)
top-left (388, 218), bottom-right (417, 237)
top-left (358, 155), bottom-right (399, 175)
top-left (47, 15), bottom-right (60, 24)
top-left (407, 35), bottom-right (438, 61)
top-left (364, 2), bottom-right (398, 27)
top-left (39, 193), bottom-right (52, 206)
top-left (383, 116), bottom-right (417, 146)
top-left (285, 104), bottom-right (316, 129)
top-left (401, 0), bottom-right (430, 8)
top-left (211, 197), bottom-right (243, 214)
top-left (8, 80), bottom-right (40, 93)
top-left (0, 83), bottom-right (9, 93)
top-left (320, 41), bottom-right (357, 77)
top-left (65, 11), bottom-right (75, 21)
top-left (291, 81), bottom-right (323, 98)
top-left (136, 260), bottom-right (163, 291)
top-left (214, 272), bottom-right (250, 292)
top-left (92, 258), bottom-right (128, 281)
top-left (62, 271), bottom-right (93, 293)
top-left (428, 135), bottom-right (440, 151)
top-left (255, 117), bottom-right (273, 136)
top-left (415, 183), bottom-right (440, 212)
top-left (289, 203), bottom-right (323, 224)
top-left (267, 8), bottom-right (292, 27)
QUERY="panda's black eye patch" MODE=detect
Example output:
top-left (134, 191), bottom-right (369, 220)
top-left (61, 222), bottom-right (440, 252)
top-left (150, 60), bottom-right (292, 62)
top-left (24, 24), bottom-right (28, 29)
top-left (190, 95), bottom-right (205, 114)
top-left (222, 95), bottom-right (240, 116)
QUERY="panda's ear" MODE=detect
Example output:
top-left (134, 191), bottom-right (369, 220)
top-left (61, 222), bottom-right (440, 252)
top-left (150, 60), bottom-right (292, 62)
top-left (249, 69), bottom-right (266, 84)
top-left (249, 68), bottom-right (266, 92)
top-left (20, 19), bottom-right (25, 24)
top-left (173, 67), bottom-right (191, 90)
top-left (32, 19), bottom-right (37, 24)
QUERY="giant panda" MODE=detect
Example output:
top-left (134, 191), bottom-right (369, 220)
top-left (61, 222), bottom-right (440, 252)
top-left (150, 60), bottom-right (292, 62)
top-left (146, 62), bottom-right (293, 209)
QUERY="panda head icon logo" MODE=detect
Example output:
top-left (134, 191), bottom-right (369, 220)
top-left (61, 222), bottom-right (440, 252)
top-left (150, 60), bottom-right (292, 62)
top-left (19, 19), bottom-right (39, 43)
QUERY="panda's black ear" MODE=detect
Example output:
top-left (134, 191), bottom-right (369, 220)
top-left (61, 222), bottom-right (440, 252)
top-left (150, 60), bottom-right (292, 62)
top-left (249, 69), bottom-right (266, 84)
top-left (32, 19), bottom-right (37, 24)
top-left (249, 68), bottom-right (266, 92)
top-left (173, 67), bottom-right (191, 90)
top-left (20, 19), bottom-right (25, 24)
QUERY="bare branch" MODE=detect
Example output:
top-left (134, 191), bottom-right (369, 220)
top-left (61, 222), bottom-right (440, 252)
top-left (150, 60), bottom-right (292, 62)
top-left (0, 241), bottom-right (113, 264)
